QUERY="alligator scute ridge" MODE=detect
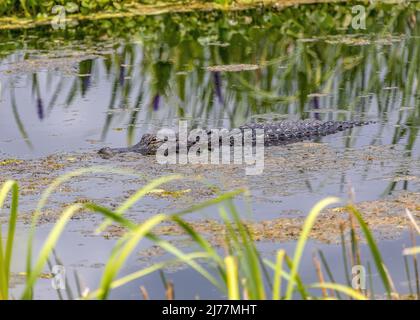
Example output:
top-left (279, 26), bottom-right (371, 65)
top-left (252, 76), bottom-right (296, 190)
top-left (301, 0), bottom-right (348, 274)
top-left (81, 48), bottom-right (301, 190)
top-left (98, 119), bottom-right (375, 158)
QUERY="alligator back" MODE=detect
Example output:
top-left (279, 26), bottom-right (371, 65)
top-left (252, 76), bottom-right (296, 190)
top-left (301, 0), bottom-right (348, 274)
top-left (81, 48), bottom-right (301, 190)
top-left (238, 119), bottom-right (374, 146)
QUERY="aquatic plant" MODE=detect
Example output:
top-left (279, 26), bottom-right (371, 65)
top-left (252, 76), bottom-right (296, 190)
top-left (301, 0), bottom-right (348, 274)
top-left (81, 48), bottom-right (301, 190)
top-left (0, 172), bottom-right (418, 300)
top-left (1, 2), bottom-right (417, 155)
top-left (0, 0), bottom-right (125, 17)
top-left (0, 0), bottom-right (279, 18)
top-left (0, 181), bottom-right (18, 299)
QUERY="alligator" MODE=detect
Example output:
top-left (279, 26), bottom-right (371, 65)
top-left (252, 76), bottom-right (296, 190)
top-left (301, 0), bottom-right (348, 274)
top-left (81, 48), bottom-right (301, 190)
top-left (98, 119), bottom-right (374, 158)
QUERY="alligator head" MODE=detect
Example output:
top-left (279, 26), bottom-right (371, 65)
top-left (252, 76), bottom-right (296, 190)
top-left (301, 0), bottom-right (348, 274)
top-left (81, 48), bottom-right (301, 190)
top-left (133, 133), bottom-right (166, 155)
top-left (98, 133), bottom-right (165, 158)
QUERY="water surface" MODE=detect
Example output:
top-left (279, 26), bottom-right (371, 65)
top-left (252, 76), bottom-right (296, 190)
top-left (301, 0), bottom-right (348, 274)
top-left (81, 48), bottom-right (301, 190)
top-left (1, 3), bottom-right (419, 299)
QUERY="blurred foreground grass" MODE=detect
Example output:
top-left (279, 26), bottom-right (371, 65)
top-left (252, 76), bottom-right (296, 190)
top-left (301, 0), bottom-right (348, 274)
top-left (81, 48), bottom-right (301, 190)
top-left (0, 169), bottom-right (419, 300)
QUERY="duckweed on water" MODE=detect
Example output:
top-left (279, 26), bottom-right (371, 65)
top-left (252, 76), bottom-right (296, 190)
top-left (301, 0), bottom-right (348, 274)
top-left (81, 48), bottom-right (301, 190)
top-left (2, 175), bottom-right (419, 299)
top-left (101, 192), bottom-right (420, 244)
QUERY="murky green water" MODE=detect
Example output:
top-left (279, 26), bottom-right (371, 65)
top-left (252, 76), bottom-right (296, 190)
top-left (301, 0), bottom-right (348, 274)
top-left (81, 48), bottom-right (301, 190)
top-left (1, 3), bottom-right (419, 299)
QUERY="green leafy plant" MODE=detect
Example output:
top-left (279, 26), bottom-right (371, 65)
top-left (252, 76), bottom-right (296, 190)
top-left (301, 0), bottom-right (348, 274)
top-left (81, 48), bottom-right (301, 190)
top-left (0, 181), bottom-right (19, 300)
top-left (1, 172), bottom-right (418, 300)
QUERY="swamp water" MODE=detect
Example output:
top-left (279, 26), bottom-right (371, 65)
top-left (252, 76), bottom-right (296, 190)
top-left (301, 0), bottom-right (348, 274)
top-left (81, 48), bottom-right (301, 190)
top-left (0, 3), bottom-right (419, 299)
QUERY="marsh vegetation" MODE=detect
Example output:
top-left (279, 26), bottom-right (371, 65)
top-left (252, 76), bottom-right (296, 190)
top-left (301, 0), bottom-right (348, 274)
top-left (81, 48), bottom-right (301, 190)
top-left (0, 1), bottom-right (419, 299)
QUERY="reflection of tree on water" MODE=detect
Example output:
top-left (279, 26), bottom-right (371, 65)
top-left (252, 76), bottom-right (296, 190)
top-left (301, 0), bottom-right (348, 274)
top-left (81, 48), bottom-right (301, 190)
top-left (10, 88), bottom-right (33, 149)
top-left (0, 4), bottom-right (418, 188)
top-left (32, 74), bottom-right (44, 120)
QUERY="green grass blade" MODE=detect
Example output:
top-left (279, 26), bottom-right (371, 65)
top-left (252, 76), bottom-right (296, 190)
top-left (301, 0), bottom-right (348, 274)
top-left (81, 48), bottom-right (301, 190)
top-left (96, 174), bottom-right (183, 233)
top-left (284, 255), bottom-right (308, 299)
top-left (0, 231), bottom-right (5, 299)
top-left (225, 256), bottom-right (240, 300)
top-left (227, 200), bottom-right (266, 299)
top-left (146, 233), bottom-right (224, 292)
top-left (264, 260), bottom-right (291, 281)
top-left (97, 214), bottom-right (167, 299)
top-left (310, 283), bottom-right (367, 300)
top-left (174, 189), bottom-right (246, 217)
top-left (318, 250), bottom-right (342, 299)
top-left (219, 205), bottom-right (259, 298)
top-left (339, 223), bottom-right (352, 288)
top-left (85, 203), bottom-right (136, 229)
top-left (406, 209), bottom-right (420, 235)
top-left (171, 215), bottom-right (226, 281)
top-left (0, 180), bottom-right (19, 300)
top-left (22, 204), bottom-right (82, 299)
top-left (272, 249), bottom-right (285, 300)
top-left (26, 167), bottom-right (142, 284)
top-left (403, 247), bottom-right (420, 256)
top-left (285, 197), bottom-right (340, 299)
top-left (5, 182), bottom-right (18, 282)
top-left (90, 202), bottom-right (225, 294)
top-left (367, 262), bottom-right (375, 299)
top-left (86, 252), bottom-right (208, 299)
top-left (346, 205), bottom-right (393, 299)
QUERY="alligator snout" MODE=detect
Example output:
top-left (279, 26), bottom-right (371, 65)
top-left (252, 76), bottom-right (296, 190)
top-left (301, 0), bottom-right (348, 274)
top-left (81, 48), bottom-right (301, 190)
top-left (98, 147), bottom-right (115, 159)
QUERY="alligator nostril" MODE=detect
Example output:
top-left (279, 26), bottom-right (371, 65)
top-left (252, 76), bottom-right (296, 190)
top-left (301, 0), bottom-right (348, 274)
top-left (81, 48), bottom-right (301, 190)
top-left (98, 147), bottom-right (115, 159)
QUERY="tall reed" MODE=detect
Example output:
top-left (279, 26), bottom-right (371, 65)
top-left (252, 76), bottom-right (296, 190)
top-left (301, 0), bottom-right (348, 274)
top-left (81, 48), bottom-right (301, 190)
top-left (1, 173), bottom-right (418, 300)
